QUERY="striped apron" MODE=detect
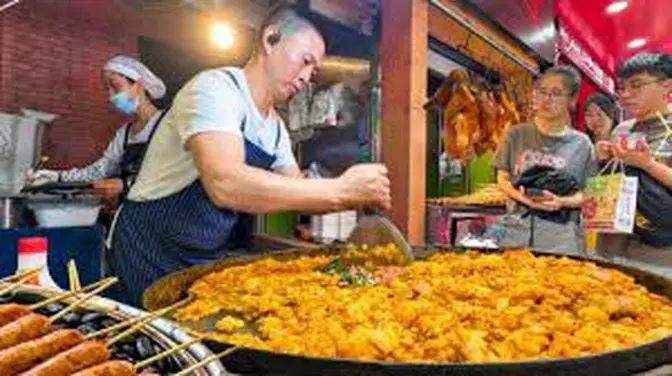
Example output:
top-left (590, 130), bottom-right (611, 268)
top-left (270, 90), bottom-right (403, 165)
top-left (107, 119), bottom-right (281, 308)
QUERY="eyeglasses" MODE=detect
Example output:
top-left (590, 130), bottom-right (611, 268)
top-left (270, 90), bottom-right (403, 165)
top-left (616, 79), bottom-right (665, 95)
top-left (533, 88), bottom-right (571, 102)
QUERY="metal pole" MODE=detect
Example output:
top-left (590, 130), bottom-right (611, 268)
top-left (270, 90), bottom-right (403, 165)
top-left (428, 0), bottom-right (540, 75)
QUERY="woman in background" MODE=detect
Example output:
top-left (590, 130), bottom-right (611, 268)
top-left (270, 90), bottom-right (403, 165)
top-left (28, 56), bottom-right (167, 206)
top-left (583, 93), bottom-right (618, 143)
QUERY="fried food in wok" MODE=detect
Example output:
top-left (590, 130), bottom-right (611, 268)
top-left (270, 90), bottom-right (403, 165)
top-left (175, 247), bottom-right (672, 363)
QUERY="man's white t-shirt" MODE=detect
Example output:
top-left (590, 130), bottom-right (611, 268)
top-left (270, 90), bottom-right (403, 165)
top-left (128, 68), bottom-right (297, 201)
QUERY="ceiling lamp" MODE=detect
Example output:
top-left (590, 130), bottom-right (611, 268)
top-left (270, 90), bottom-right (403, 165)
top-left (606, 1), bottom-right (628, 14)
top-left (627, 38), bottom-right (647, 49)
top-left (211, 23), bottom-right (235, 50)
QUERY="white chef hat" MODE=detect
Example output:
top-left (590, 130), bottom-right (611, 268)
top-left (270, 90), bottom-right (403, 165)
top-left (103, 55), bottom-right (166, 99)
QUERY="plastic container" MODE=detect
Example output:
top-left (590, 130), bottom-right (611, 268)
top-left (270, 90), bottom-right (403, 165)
top-left (27, 195), bottom-right (101, 228)
top-left (17, 237), bottom-right (59, 288)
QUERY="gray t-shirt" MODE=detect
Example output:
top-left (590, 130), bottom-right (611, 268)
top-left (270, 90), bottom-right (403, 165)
top-left (493, 123), bottom-right (598, 188)
top-left (492, 123), bottom-right (597, 254)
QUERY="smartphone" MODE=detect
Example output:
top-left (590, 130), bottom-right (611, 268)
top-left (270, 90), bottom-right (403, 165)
top-left (525, 188), bottom-right (544, 197)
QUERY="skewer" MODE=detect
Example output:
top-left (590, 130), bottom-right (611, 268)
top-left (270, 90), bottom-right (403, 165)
top-left (68, 259), bottom-right (81, 291)
top-left (48, 277), bottom-right (118, 323)
top-left (0, 267), bottom-right (42, 284)
top-left (85, 314), bottom-right (149, 340)
top-left (29, 277), bottom-right (116, 310)
top-left (134, 338), bottom-right (200, 370)
top-left (93, 298), bottom-right (189, 343)
top-left (85, 299), bottom-right (186, 340)
top-left (171, 346), bottom-right (240, 376)
top-left (0, 268), bottom-right (43, 296)
top-left (105, 299), bottom-right (189, 345)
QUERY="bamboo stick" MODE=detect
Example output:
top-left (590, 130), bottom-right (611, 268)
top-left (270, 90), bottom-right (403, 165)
top-left (103, 299), bottom-right (189, 345)
top-left (0, 267), bottom-right (42, 284)
top-left (134, 338), bottom-right (200, 370)
top-left (29, 277), bottom-right (116, 310)
top-left (67, 259), bottom-right (81, 291)
top-left (85, 314), bottom-right (148, 340)
top-left (0, 268), bottom-right (43, 296)
top-left (171, 346), bottom-right (240, 376)
top-left (48, 277), bottom-right (118, 323)
top-left (86, 299), bottom-right (190, 340)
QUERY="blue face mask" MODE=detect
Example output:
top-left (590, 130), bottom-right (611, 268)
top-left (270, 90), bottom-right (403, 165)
top-left (110, 91), bottom-right (138, 115)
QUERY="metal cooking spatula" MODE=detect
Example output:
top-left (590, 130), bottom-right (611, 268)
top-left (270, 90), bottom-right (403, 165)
top-left (347, 209), bottom-right (414, 263)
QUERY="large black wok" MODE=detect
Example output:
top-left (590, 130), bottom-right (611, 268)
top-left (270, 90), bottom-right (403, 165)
top-left (143, 247), bottom-right (672, 376)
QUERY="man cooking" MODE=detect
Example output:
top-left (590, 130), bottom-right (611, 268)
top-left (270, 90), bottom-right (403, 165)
top-left (108, 8), bottom-right (391, 307)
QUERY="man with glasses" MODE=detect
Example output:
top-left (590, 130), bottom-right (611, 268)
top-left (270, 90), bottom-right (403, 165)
top-left (597, 52), bottom-right (672, 278)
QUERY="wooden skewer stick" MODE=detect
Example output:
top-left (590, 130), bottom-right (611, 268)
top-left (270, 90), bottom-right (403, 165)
top-left (85, 314), bottom-right (148, 340)
top-left (48, 277), bottom-right (118, 323)
top-left (29, 277), bottom-right (116, 310)
top-left (654, 111), bottom-right (672, 155)
top-left (0, 268), bottom-right (43, 296)
top-left (67, 259), bottom-right (81, 292)
top-left (0, 266), bottom-right (42, 284)
top-left (86, 299), bottom-right (188, 340)
top-left (171, 346), bottom-right (240, 376)
top-left (105, 298), bottom-right (190, 345)
top-left (134, 338), bottom-right (200, 370)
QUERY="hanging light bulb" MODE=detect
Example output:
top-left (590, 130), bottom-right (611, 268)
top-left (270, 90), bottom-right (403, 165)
top-left (627, 38), bottom-right (647, 49)
top-left (606, 1), bottom-right (628, 14)
top-left (211, 22), bottom-right (235, 50)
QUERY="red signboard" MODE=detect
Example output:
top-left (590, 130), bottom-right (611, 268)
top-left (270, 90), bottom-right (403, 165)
top-left (557, 25), bottom-right (615, 95)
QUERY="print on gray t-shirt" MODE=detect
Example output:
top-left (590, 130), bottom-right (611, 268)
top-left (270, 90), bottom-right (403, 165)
top-left (493, 123), bottom-right (598, 188)
top-left (491, 123), bottom-right (598, 255)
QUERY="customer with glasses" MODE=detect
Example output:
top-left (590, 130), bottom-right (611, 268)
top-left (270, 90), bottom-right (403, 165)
top-left (492, 66), bottom-right (598, 255)
top-left (596, 52), bottom-right (672, 278)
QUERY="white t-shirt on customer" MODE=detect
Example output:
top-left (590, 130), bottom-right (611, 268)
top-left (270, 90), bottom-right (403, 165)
top-left (128, 67), bottom-right (297, 202)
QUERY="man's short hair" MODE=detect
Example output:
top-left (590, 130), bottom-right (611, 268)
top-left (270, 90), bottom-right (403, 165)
top-left (255, 7), bottom-right (323, 53)
top-left (539, 65), bottom-right (581, 97)
top-left (615, 52), bottom-right (672, 80)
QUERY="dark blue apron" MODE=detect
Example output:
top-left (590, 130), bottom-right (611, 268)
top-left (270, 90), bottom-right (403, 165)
top-left (107, 72), bottom-right (282, 307)
top-left (119, 109), bottom-right (169, 197)
top-left (98, 110), bottom-right (169, 231)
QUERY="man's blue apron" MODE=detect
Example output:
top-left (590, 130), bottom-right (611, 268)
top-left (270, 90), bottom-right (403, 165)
top-left (107, 72), bottom-right (281, 307)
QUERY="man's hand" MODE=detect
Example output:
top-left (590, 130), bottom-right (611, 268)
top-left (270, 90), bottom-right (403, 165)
top-left (596, 141), bottom-right (615, 161)
top-left (612, 142), bottom-right (655, 170)
top-left (337, 164), bottom-right (391, 211)
top-left (92, 178), bottom-right (124, 202)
